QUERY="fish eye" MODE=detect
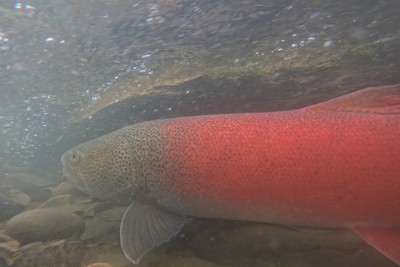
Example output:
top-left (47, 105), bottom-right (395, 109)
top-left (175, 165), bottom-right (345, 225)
top-left (71, 151), bottom-right (81, 163)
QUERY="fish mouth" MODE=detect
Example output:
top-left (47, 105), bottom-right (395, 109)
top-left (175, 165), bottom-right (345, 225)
top-left (63, 169), bottom-right (87, 193)
top-left (61, 152), bottom-right (87, 193)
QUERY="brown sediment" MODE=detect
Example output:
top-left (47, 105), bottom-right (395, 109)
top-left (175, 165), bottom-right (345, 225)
top-left (85, 262), bottom-right (113, 267)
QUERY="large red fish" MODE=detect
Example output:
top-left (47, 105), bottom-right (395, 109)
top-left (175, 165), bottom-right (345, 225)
top-left (62, 84), bottom-right (400, 265)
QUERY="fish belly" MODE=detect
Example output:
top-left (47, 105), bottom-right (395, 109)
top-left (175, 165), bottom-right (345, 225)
top-left (157, 111), bottom-right (400, 228)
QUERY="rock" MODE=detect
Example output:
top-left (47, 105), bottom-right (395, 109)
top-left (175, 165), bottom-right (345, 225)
top-left (38, 193), bottom-right (99, 218)
top-left (0, 189), bottom-right (30, 221)
top-left (69, 200), bottom-right (98, 218)
top-left (0, 232), bottom-right (20, 267)
top-left (50, 181), bottom-right (81, 197)
top-left (12, 240), bottom-right (84, 267)
top-left (85, 262), bottom-right (113, 267)
top-left (0, 232), bottom-right (14, 242)
top-left (25, 188), bottom-right (52, 202)
top-left (80, 206), bottom-right (125, 241)
top-left (38, 194), bottom-right (74, 208)
top-left (0, 172), bottom-right (54, 202)
top-left (81, 217), bottom-right (117, 241)
top-left (96, 207), bottom-right (126, 222)
top-left (93, 202), bottom-right (120, 214)
top-left (0, 173), bottom-right (54, 192)
top-left (4, 208), bottom-right (84, 244)
top-left (0, 233), bottom-right (20, 250)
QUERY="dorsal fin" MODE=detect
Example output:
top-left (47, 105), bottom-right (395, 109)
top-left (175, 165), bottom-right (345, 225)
top-left (304, 84), bottom-right (400, 114)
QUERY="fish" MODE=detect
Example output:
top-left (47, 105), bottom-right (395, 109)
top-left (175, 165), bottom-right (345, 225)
top-left (62, 84), bottom-right (400, 265)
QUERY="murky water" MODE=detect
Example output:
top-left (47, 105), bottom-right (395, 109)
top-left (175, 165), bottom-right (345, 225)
top-left (0, 0), bottom-right (399, 266)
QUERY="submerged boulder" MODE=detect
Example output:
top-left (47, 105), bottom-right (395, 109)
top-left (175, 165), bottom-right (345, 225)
top-left (49, 181), bottom-right (82, 197)
top-left (0, 189), bottom-right (30, 221)
top-left (4, 208), bottom-right (84, 244)
top-left (80, 206), bottom-right (126, 241)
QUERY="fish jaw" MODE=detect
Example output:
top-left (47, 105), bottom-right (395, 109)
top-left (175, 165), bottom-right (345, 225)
top-left (61, 150), bottom-right (87, 194)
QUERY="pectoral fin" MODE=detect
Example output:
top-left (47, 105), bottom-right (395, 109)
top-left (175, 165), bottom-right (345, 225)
top-left (353, 226), bottom-right (400, 265)
top-left (304, 84), bottom-right (400, 114)
top-left (120, 200), bottom-right (186, 264)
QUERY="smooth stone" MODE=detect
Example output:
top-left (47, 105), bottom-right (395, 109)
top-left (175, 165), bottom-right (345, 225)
top-left (0, 189), bottom-right (30, 221)
top-left (25, 187), bottom-right (52, 202)
top-left (80, 206), bottom-right (125, 241)
top-left (0, 232), bottom-right (14, 242)
top-left (93, 202), bottom-right (119, 214)
top-left (38, 193), bottom-right (98, 218)
top-left (0, 172), bottom-right (54, 203)
top-left (38, 194), bottom-right (74, 208)
top-left (80, 217), bottom-right (118, 241)
top-left (70, 202), bottom-right (98, 218)
top-left (0, 173), bottom-right (54, 192)
top-left (0, 232), bottom-right (20, 267)
top-left (0, 233), bottom-right (20, 250)
top-left (96, 206), bottom-right (126, 222)
top-left (12, 240), bottom-right (84, 267)
top-left (4, 208), bottom-right (84, 244)
top-left (50, 181), bottom-right (81, 197)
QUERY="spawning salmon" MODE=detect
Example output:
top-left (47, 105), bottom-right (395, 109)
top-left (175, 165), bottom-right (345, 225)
top-left (62, 84), bottom-right (400, 265)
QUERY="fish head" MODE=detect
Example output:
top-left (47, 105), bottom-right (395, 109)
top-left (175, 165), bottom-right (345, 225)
top-left (61, 131), bottom-right (135, 202)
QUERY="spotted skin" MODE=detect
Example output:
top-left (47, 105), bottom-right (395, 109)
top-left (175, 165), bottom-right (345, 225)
top-left (62, 122), bottom-right (166, 201)
top-left (155, 112), bottom-right (400, 227)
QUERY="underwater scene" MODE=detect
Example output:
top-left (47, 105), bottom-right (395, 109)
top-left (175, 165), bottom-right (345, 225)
top-left (0, 0), bottom-right (400, 266)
